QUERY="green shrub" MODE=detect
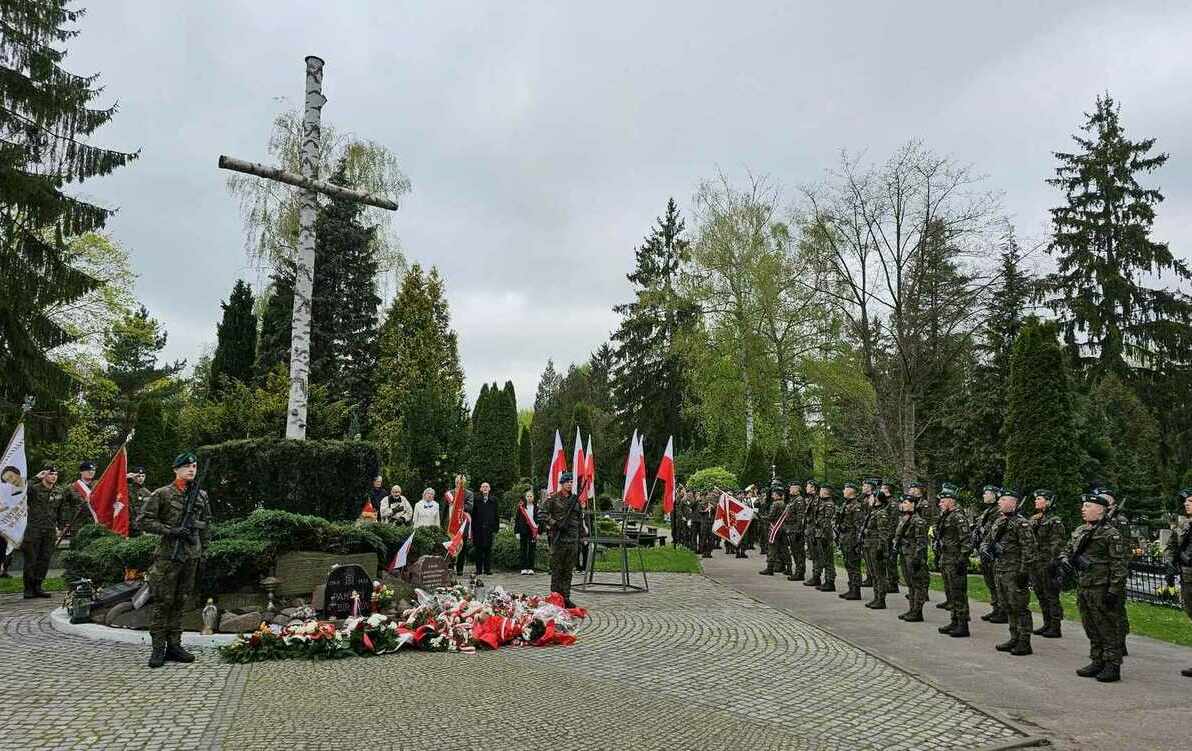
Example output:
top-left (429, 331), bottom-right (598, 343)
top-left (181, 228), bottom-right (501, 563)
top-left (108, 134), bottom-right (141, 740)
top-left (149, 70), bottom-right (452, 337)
top-left (62, 535), bottom-right (126, 584)
top-left (197, 438), bottom-right (381, 521)
top-left (71, 524), bottom-right (118, 550)
top-left (199, 538), bottom-right (273, 595)
top-left (490, 529), bottom-right (548, 571)
top-left (688, 466), bottom-right (738, 492)
top-left (117, 535), bottom-right (158, 572)
top-left (215, 508), bottom-right (329, 552)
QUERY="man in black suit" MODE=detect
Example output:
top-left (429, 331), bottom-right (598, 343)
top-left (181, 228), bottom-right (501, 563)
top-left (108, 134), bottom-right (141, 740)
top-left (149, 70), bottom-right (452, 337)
top-left (472, 481), bottom-right (499, 575)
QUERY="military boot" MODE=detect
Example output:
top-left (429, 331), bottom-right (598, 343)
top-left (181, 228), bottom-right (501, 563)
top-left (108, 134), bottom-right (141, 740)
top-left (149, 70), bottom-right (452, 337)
top-left (865, 596), bottom-right (887, 609)
top-left (903, 599), bottom-right (924, 622)
top-left (817, 580), bottom-right (836, 592)
top-left (936, 600), bottom-right (950, 609)
top-left (1076, 661), bottom-right (1105, 677)
top-left (165, 639), bottom-right (195, 664)
top-left (1095, 663), bottom-right (1121, 683)
top-left (840, 576), bottom-right (862, 600)
top-left (1039, 620), bottom-right (1062, 639)
top-left (148, 637), bottom-right (166, 669)
top-left (937, 618), bottom-right (957, 634)
top-left (803, 575), bottom-right (821, 587)
top-left (758, 569), bottom-right (774, 576)
top-left (949, 620), bottom-right (971, 638)
top-left (1010, 638), bottom-right (1032, 656)
top-left (1179, 666), bottom-right (1192, 677)
top-left (786, 573), bottom-right (801, 581)
top-left (995, 639), bottom-right (1016, 652)
top-left (986, 610), bottom-right (1009, 624)
top-left (33, 587), bottom-right (52, 598)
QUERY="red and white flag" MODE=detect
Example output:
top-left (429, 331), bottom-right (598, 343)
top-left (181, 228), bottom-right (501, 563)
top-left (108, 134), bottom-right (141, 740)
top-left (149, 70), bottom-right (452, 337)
top-left (712, 491), bottom-right (753, 546)
top-left (386, 530), bottom-right (416, 572)
top-left (546, 430), bottom-right (567, 494)
top-left (447, 475), bottom-right (466, 537)
top-left (89, 446), bottom-right (130, 537)
top-left (584, 434), bottom-right (595, 505)
top-left (657, 435), bottom-right (676, 514)
top-left (444, 521), bottom-right (467, 558)
top-left (572, 426), bottom-right (585, 499)
top-left (622, 430), bottom-right (647, 511)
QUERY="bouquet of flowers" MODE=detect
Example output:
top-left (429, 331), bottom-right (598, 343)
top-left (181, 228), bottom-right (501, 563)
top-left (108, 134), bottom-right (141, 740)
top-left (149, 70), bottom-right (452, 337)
top-left (371, 581), bottom-right (396, 612)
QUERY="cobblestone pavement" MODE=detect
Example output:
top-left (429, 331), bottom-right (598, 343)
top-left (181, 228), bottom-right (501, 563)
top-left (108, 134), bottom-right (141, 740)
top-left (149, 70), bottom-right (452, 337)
top-left (1, 574), bottom-right (1031, 750)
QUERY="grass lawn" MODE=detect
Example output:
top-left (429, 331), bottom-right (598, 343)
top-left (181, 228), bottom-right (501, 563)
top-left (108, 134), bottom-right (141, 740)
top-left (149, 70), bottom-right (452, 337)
top-left (591, 544), bottom-right (702, 573)
top-left (927, 573), bottom-right (1192, 648)
top-left (0, 576), bottom-right (66, 595)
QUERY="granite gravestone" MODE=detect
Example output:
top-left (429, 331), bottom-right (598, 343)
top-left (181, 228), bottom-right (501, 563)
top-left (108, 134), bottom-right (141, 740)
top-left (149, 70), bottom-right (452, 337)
top-left (409, 556), bottom-right (452, 590)
top-left (323, 564), bottom-right (373, 618)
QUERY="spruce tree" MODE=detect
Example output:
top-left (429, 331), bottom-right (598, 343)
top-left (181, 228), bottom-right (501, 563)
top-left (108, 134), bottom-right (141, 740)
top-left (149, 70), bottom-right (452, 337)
top-left (739, 440), bottom-right (770, 491)
top-left (467, 383), bottom-right (493, 484)
top-left (1003, 318), bottom-right (1081, 525)
top-left (255, 263), bottom-right (294, 380)
top-left (1046, 94), bottom-right (1192, 374)
top-left (773, 442), bottom-right (799, 486)
top-left (518, 423), bottom-right (532, 481)
top-left (610, 199), bottom-right (699, 456)
top-left (1091, 374), bottom-right (1164, 519)
top-left (210, 279), bottom-right (257, 392)
top-left (496, 381), bottom-right (519, 492)
top-left (0, 0), bottom-right (137, 422)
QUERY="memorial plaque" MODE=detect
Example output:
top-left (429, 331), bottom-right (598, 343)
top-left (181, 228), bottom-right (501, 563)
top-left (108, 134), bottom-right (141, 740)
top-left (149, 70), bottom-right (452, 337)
top-left (322, 564), bottom-right (373, 618)
top-left (409, 556), bottom-right (452, 590)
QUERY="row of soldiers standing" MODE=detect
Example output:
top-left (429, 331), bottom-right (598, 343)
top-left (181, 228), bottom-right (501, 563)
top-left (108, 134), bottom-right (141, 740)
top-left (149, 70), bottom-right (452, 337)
top-left (748, 477), bottom-right (1156, 684)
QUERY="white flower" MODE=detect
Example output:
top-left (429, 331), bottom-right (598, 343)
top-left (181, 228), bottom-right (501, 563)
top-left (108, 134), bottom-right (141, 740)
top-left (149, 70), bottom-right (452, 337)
top-left (366, 613), bottom-right (387, 628)
top-left (343, 616), bottom-right (362, 631)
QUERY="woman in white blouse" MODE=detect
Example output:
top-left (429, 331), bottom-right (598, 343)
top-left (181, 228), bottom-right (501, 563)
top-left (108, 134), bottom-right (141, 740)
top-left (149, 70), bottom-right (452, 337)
top-left (411, 487), bottom-right (441, 528)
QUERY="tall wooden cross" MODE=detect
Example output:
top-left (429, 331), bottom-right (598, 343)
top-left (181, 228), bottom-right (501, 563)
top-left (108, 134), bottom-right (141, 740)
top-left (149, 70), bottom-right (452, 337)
top-left (219, 56), bottom-right (398, 440)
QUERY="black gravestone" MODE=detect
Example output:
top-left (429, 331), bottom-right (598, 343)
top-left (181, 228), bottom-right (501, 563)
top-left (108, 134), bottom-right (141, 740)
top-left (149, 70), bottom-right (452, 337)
top-left (409, 556), bottom-right (452, 590)
top-left (323, 564), bottom-right (373, 618)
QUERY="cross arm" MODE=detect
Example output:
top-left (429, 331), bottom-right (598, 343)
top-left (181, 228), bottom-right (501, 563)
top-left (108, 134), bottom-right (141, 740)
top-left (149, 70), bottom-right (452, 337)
top-left (217, 155), bottom-right (399, 211)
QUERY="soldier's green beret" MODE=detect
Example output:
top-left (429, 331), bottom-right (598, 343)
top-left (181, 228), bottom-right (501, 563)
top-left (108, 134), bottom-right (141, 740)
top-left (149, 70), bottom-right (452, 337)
top-left (770, 481), bottom-right (785, 492)
top-left (820, 483), bottom-right (834, 492)
top-left (938, 483), bottom-right (958, 499)
top-left (1092, 483), bottom-right (1115, 498)
top-left (559, 471), bottom-right (573, 483)
top-left (173, 452), bottom-right (197, 468)
top-left (999, 487), bottom-right (1022, 500)
top-left (899, 493), bottom-right (915, 503)
top-left (1033, 489), bottom-right (1055, 501)
top-left (843, 481), bottom-right (859, 491)
top-left (982, 484), bottom-right (1000, 493)
top-left (909, 481), bottom-right (926, 489)
top-left (1177, 488), bottom-right (1192, 501)
top-left (805, 478), bottom-right (819, 487)
top-left (863, 477), bottom-right (880, 487)
top-left (41, 462), bottom-right (58, 472)
top-left (1084, 493), bottom-right (1110, 507)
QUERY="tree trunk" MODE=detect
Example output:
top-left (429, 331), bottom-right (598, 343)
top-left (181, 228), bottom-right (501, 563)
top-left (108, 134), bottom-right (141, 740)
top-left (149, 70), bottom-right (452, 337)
top-left (285, 56), bottom-right (326, 440)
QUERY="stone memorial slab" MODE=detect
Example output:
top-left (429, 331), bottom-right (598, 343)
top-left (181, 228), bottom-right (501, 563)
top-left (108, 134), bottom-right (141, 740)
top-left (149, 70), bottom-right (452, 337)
top-left (275, 551), bottom-right (376, 597)
top-left (323, 564), bottom-right (373, 618)
top-left (409, 555), bottom-right (452, 590)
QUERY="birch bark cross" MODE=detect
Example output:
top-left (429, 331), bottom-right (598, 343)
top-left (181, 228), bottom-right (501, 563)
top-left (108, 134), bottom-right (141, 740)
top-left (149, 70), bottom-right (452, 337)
top-left (218, 56), bottom-right (398, 440)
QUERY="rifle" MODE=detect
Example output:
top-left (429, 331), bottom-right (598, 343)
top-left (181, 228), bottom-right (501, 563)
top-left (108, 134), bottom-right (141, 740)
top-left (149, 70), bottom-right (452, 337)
top-left (170, 464), bottom-right (205, 562)
top-left (1056, 516), bottom-right (1104, 591)
top-left (548, 475), bottom-right (588, 547)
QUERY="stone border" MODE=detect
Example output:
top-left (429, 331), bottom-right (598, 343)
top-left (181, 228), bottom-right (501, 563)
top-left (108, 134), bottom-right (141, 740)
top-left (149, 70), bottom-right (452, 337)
top-left (49, 607), bottom-right (238, 646)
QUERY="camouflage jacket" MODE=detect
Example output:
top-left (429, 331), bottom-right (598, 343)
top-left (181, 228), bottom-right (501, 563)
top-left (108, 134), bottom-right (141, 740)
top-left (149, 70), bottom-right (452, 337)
top-left (814, 498), bottom-right (836, 539)
top-left (61, 480), bottom-right (92, 530)
top-left (987, 513), bottom-right (1036, 576)
top-left (1165, 518), bottom-right (1192, 573)
top-left (836, 497), bottom-right (865, 547)
top-left (25, 481), bottom-right (61, 533)
top-left (545, 491), bottom-right (583, 542)
top-left (137, 481), bottom-right (212, 562)
top-left (894, 512), bottom-right (928, 565)
top-left (1106, 512), bottom-right (1135, 556)
top-left (803, 496), bottom-right (820, 539)
top-left (1065, 522), bottom-right (1127, 590)
top-left (1029, 511), bottom-right (1066, 563)
top-left (786, 493), bottom-right (807, 534)
top-left (860, 500), bottom-right (893, 552)
top-left (934, 508), bottom-right (971, 561)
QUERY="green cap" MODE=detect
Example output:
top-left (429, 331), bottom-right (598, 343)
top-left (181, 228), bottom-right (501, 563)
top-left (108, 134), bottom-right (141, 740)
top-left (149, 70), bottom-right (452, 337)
top-left (938, 483), bottom-right (959, 500)
top-left (173, 452), bottom-right (197, 468)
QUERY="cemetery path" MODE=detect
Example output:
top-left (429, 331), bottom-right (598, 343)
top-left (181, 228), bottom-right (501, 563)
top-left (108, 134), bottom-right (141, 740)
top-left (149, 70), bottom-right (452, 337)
top-left (704, 553), bottom-right (1192, 751)
top-left (2, 573), bottom-right (1040, 750)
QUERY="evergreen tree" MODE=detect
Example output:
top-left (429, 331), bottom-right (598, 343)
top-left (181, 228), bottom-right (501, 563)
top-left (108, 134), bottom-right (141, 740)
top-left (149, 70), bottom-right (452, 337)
top-left (496, 381), bottom-right (519, 491)
top-left (611, 199), bottom-right (699, 458)
top-left (0, 0), bottom-right (137, 424)
top-left (255, 263), bottom-right (294, 381)
top-left (126, 396), bottom-right (180, 487)
top-left (739, 440), bottom-right (770, 490)
top-left (209, 280), bottom-right (257, 392)
top-left (773, 441), bottom-right (810, 486)
top-left (1090, 374), bottom-right (1164, 520)
top-left (467, 381), bottom-right (518, 494)
top-left (310, 161), bottom-right (381, 414)
top-left (1046, 94), bottom-right (1192, 374)
top-left (1003, 318), bottom-right (1081, 526)
top-left (102, 305), bottom-right (185, 442)
top-left (518, 422), bottom-right (532, 481)
top-left (372, 264), bottom-right (467, 485)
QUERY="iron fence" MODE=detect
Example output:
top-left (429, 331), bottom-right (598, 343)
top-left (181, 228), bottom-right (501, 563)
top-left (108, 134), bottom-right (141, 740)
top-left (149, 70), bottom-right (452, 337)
top-left (1127, 554), bottom-right (1181, 608)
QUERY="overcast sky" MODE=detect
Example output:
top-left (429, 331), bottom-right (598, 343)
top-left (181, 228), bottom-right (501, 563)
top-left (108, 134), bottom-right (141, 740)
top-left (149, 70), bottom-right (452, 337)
top-left (66, 1), bottom-right (1192, 408)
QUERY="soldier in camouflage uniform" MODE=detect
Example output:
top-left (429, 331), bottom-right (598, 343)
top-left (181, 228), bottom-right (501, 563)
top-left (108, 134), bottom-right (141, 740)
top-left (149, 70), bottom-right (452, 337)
top-left (1097, 486), bottom-right (1132, 656)
top-left (983, 488), bottom-right (1036, 656)
top-left (837, 482), bottom-right (865, 600)
top-left (698, 492), bottom-right (714, 559)
top-left (785, 483), bottom-right (807, 581)
top-left (1029, 489), bottom-right (1066, 639)
top-left (879, 481), bottom-right (900, 593)
top-left (17, 464), bottom-right (60, 599)
top-left (861, 481), bottom-right (894, 609)
top-left (893, 493), bottom-right (929, 621)
top-left (1062, 492), bottom-right (1128, 682)
top-left (814, 484), bottom-right (837, 592)
top-left (934, 483), bottom-right (971, 637)
top-left (1164, 487), bottom-right (1192, 678)
top-left (858, 479), bottom-right (878, 586)
top-left (802, 480), bottom-right (822, 587)
top-left (754, 487), bottom-right (770, 556)
top-left (975, 485), bottom-right (1005, 623)
top-left (759, 483), bottom-right (790, 575)
top-left (128, 465), bottom-right (152, 536)
top-left (546, 472), bottom-right (583, 608)
top-left (137, 452), bottom-right (211, 668)
top-left (59, 460), bottom-right (96, 539)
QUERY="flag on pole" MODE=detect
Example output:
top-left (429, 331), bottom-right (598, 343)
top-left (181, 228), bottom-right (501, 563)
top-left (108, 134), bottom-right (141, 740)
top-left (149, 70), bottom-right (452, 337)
top-left (444, 527), bottom-right (465, 558)
top-left (657, 435), bottom-right (676, 514)
top-left (572, 426), bottom-right (585, 503)
top-left (386, 530), bottom-right (416, 572)
top-left (89, 445), bottom-right (130, 537)
top-left (622, 430), bottom-right (647, 511)
top-left (712, 491), bottom-right (753, 546)
top-left (546, 430), bottom-right (566, 494)
top-left (584, 434), bottom-right (595, 505)
top-left (447, 474), bottom-right (466, 536)
top-left (0, 422), bottom-right (29, 550)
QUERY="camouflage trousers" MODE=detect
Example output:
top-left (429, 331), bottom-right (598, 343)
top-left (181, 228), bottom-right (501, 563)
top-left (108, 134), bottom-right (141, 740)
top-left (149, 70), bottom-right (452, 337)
top-left (786, 530), bottom-right (805, 578)
top-left (939, 556), bottom-right (969, 621)
top-left (994, 568), bottom-right (1033, 645)
top-left (817, 537), bottom-right (836, 584)
top-left (980, 560), bottom-right (1001, 612)
top-left (841, 539), bottom-right (862, 586)
top-left (885, 550), bottom-right (900, 592)
top-left (149, 557), bottom-right (198, 641)
top-left (899, 555), bottom-right (929, 611)
top-left (1029, 563), bottom-right (1063, 625)
top-left (20, 526), bottom-right (55, 593)
top-left (550, 539), bottom-right (579, 603)
top-left (765, 531), bottom-right (790, 574)
top-left (863, 546), bottom-right (888, 604)
top-left (1077, 586), bottom-right (1122, 666)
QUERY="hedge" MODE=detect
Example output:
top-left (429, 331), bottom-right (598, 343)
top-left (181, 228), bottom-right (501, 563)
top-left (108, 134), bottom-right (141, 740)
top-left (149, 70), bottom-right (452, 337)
top-left (687, 466), bottom-right (738, 492)
top-left (196, 438), bottom-right (381, 520)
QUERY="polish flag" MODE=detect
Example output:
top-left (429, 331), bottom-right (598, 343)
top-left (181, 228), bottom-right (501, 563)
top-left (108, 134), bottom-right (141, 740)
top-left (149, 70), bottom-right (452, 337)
top-left (572, 426), bottom-right (585, 501)
top-left (444, 528), bottom-right (465, 558)
top-left (584, 434), bottom-right (595, 505)
top-left (623, 431), bottom-right (647, 511)
top-left (447, 475), bottom-right (466, 536)
top-left (89, 446), bottom-right (130, 537)
top-left (547, 430), bottom-right (567, 494)
top-left (386, 530), bottom-right (416, 572)
top-left (657, 436), bottom-right (676, 514)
